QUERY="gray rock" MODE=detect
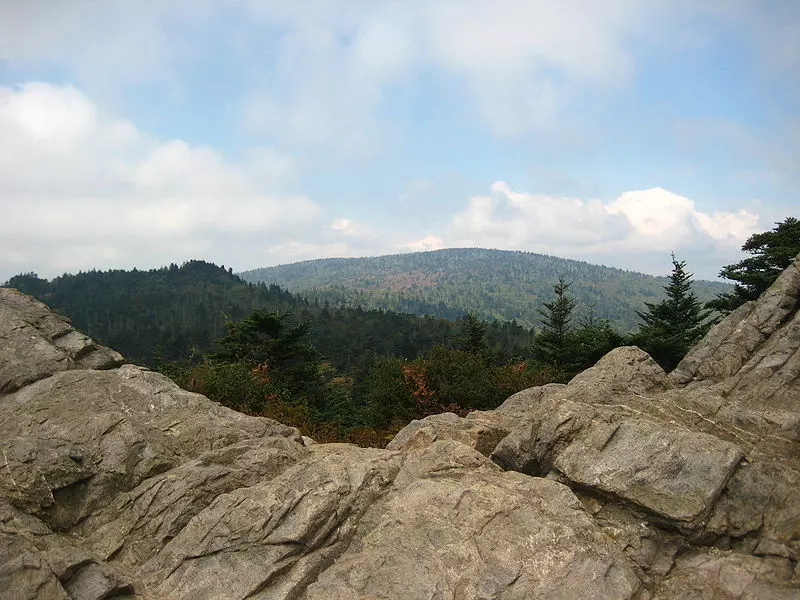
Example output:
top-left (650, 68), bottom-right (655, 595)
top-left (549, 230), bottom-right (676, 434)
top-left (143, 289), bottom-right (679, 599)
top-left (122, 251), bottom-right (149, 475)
top-left (0, 502), bottom-right (135, 600)
top-left (672, 251), bottom-right (800, 385)
top-left (652, 548), bottom-right (798, 600)
top-left (81, 437), bottom-right (307, 568)
top-left (0, 288), bottom-right (122, 394)
top-left (492, 382), bottom-right (567, 424)
top-left (304, 441), bottom-right (643, 600)
top-left (553, 413), bottom-right (743, 527)
top-left (705, 459), bottom-right (800, 560)
top-left (565, 345), bottom-right (674, 399)
top-left (387, 410), bottom-right (509, 456)
top-left (141, 444), bottom-right (404, 599)
top-left (0, 366), bottom-right (301, 530)
top-left (491, 392), bottom-right (743, 528)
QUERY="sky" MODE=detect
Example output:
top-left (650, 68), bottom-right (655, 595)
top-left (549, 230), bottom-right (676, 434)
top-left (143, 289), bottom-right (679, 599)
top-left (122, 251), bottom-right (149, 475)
top-left (0, 1), bottom-right (798, 282)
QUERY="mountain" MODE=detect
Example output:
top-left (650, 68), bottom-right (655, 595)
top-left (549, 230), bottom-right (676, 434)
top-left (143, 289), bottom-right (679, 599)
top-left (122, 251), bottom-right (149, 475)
top-left (1, 260), bottom-right (530, 369)
top-left (241, 248), bottom-right (731, 331)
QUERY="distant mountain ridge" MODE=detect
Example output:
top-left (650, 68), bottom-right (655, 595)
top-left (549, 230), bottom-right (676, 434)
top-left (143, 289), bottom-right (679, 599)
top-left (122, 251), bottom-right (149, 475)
top-left (241, 248), bottom-right (731, 331)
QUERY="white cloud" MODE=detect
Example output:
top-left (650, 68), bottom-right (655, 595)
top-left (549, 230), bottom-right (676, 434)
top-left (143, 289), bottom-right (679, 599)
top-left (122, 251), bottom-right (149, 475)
top-left (0, 1), bottom-right (676, 148)
top-left (262, 241), bottom-right (357, 266)
top-left (446, 182), bottom-right (761, 277)
top-left (606, 188), bottom-right (760, 247)
top-left (327, 217), bottom-right (374, 240)
top-left (0, 83), bottom-right (323, 281)
top-left (447, 182), bottom-right (631, 250)
top-left (0, 81), bottom-right (773, 283)
top-left (403, 236), bottom-right (445, 252)
top-left (2, 1), bottom-right (797, 148)
top-left (239, 2), bottom-right (418, 154)
top-left (238, 0), bottom-right (652, 145)
top-left (0, 1), bottom-right (212, 97)
top-left (329, 218), bottom-right (352, 232)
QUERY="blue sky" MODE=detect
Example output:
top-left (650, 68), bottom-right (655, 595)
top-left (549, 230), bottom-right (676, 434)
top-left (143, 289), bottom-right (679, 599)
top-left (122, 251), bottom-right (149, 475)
top-left (0, 1), bottom-right (798, 282)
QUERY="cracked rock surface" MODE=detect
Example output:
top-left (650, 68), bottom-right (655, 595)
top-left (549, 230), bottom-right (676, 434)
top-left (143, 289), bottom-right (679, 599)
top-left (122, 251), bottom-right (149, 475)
top-left (2, 255), bottom-right (800, 599)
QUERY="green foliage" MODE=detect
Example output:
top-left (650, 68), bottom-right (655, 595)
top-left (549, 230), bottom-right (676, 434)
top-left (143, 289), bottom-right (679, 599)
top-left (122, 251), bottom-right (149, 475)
top-left (241, 248), bottom-right (730, 331)
top-left (570, 318), bottom-right (625, 372)
top-left (529, 280), bottom-right (624, 380)
top-left (357, 356), bottom-right (417, 428)
top-left (633, 255), bottom-right (712, 371)
top-left (413, 346), bottom-right (498, 412)
top-left (532, 277), bottom-right (576, 368)
top-left (1, 261), bottom-right (466, 369)
top-left (361, 347), bottom-right (555, 426)
top-left (4, 272), bottom-right (50, 297)
top-left (211, 308), bottom-right (323, 405)
top-left (457, 312), bottom-right (490, 362)
top-left (168, 361), bottom-right (284, 414)
top-left (708, 217), bottom-right (800, 314)
top-left (212, 310), bottom-right (308, 366)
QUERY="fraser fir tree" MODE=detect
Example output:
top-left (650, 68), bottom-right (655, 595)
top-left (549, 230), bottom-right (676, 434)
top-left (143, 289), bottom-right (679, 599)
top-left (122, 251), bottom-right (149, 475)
top-left (210, 309), bottom-right (324, 406)
top-left (532, 277), bottom-right (576, 370)
top-left (634, 255), bottom-right (712, 371)
top-left (457, 312), bottom-right (490, 362)
top-left (707, 217), bottom-right (800, 313)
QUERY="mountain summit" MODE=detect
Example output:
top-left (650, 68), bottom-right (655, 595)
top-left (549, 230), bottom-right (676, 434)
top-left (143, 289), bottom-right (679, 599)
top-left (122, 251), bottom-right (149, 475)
top-left (242, 248), bottom-right (730, 330)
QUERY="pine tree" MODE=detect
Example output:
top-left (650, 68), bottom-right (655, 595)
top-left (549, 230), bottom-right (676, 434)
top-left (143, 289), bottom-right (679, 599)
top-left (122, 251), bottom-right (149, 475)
top-left (571, 315), bottom-right (624, 371)
top-left (210, 309), bottom-right (324, 405)
top-left (707, 217), bottom-right (800, 313)
top-left (634, 255), bottom-right (712, 371)
top-left (532, 277), bottom-right (576, 369)
top-left (457, 312), bottom-right (490, 362)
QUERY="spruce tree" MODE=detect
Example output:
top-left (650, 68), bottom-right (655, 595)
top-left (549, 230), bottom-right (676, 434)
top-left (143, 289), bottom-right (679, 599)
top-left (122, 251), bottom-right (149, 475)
top-left (532, 277), bottom-right (576, 369)
top-left (634, 255), bottom-right (712, 371)
top-left (707, 217), bottom-right (800, 313)
top-left (457, 312), bottom-right (490, 362)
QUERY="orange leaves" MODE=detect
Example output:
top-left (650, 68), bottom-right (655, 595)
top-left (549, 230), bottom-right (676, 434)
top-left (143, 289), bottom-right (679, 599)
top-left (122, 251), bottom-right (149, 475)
top-left (252, 362), bottom-right (271, 384)
top-left (402, 363), bottom-right (466, 417)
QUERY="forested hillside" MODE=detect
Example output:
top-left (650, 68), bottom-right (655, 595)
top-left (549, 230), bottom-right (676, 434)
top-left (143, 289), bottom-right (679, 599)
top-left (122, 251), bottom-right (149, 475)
top-left (2, 261), bottom-right (530, 369)
top-left (242, 248), bottom-right (730, 330)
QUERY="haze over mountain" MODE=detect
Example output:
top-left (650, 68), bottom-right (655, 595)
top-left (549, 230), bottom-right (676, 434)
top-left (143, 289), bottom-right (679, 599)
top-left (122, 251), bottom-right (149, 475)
top-left (242, 248), bottom-right (730, 331)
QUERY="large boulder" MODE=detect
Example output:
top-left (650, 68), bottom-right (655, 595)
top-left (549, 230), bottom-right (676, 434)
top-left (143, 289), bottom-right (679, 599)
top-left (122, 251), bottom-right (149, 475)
top-left (0, 366), bottom-right (302, 531)
top-left (0, 288), bottom-right (122, 394)
top-left (304, 441), bottom-right (643, 600)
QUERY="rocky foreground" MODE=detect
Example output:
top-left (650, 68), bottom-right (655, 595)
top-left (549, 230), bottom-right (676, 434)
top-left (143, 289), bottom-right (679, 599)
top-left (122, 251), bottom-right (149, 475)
top-left (1, 256), bottom-right (799, 600)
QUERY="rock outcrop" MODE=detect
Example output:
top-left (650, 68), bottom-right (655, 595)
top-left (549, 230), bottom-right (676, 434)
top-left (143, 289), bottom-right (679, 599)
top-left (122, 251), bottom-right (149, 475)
top-left (1, 255), bottom-right (799, 599)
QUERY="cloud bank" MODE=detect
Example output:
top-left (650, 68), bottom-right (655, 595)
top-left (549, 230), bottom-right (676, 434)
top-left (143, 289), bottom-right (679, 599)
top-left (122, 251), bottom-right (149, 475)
top-left (446, 182), bottom-right (761, 277)
top-left (5, 1), bottom-right (795, 152)
top-left (0, 83), bottom-right (327, 279)
top-left (0, 84), bottom-right (764, 282)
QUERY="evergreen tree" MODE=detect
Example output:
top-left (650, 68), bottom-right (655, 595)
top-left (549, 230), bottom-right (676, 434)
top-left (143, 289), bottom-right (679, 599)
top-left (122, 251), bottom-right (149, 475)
top-left (3, 272), bottom-right (51, 298)
top-left (457, 312), bottom-right (490, 362)
top-left (634, 255), bottom-right (712, 371)
top-left (211, 309), bottom-right (323, 405)
top-left (707, 217), bottom-right (800, 313)
top-left (532, 277), bottom-right (576, 369)
top-left (571, 318), bottom-right (624, 370)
